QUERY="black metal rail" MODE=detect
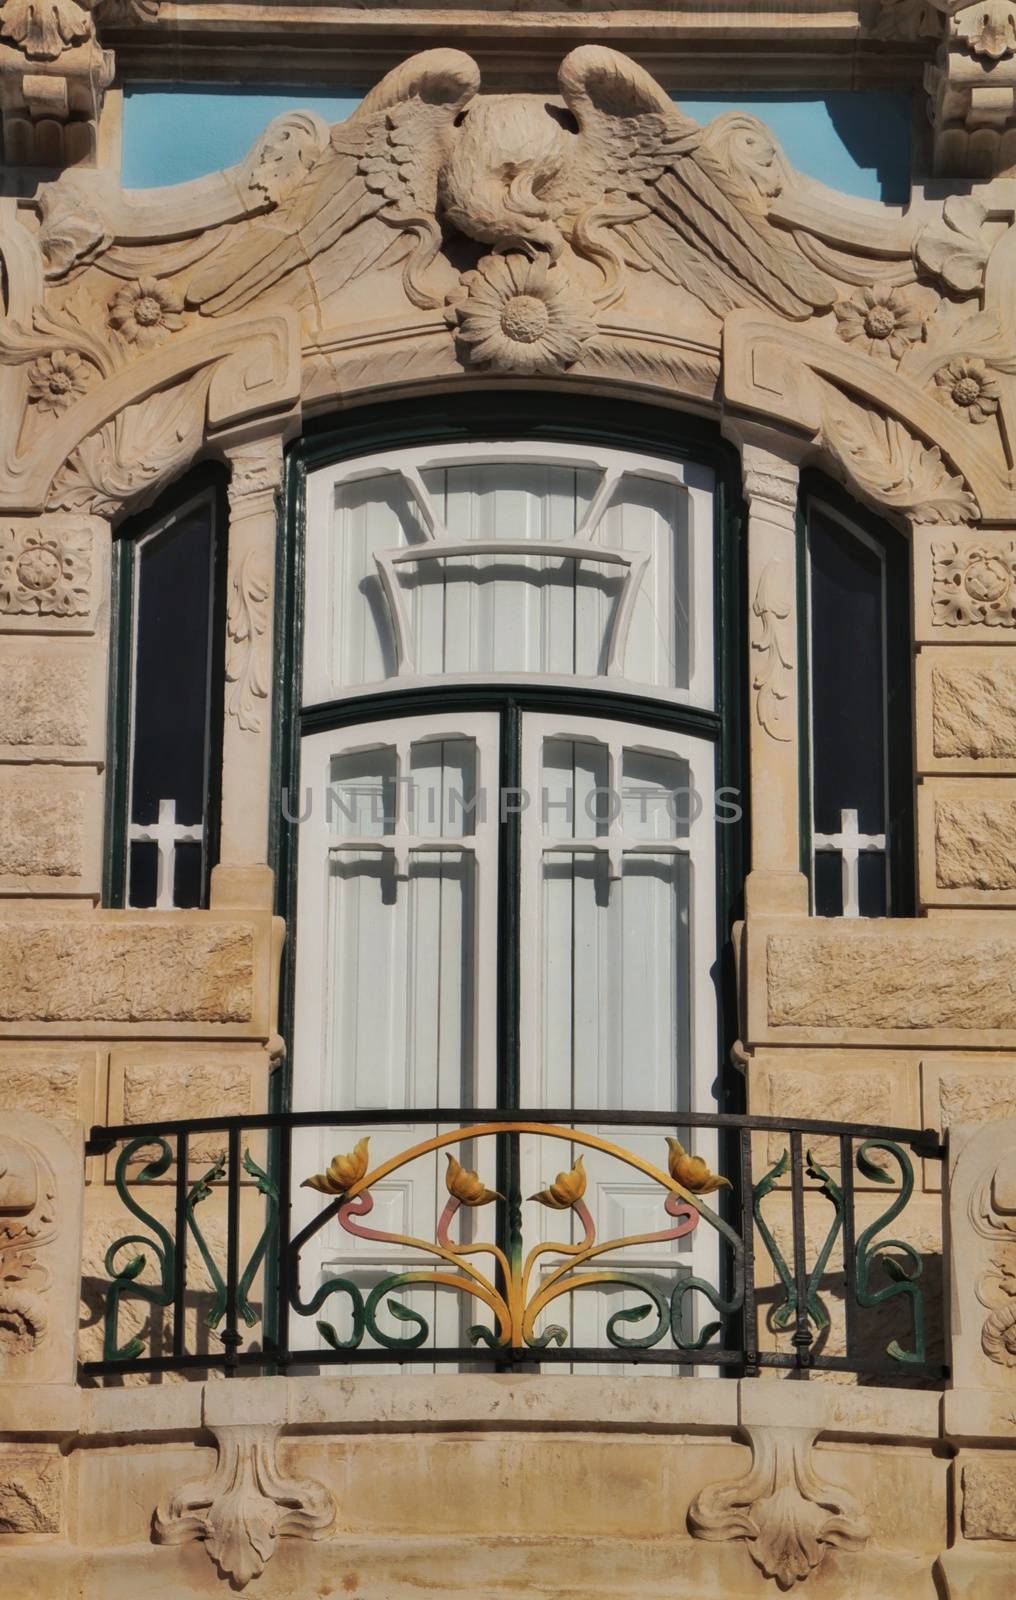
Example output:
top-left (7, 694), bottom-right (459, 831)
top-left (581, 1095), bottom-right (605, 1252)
top-left (80, 1108), bottom-right (946, 1382)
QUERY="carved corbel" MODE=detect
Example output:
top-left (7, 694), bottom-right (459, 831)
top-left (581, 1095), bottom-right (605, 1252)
top-left (0, 0), bottom-right (113, 167)
top-left (153, 1422), bottom-right (334, 1589)
top-left (688, 1424), bottom-right (870, 1589)
top-left (925, 0), bottom-right (1016, 176)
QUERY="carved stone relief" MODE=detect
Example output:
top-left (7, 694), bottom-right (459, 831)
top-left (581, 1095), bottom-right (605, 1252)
top-left (153, 1423), bottom-right (334, 1588)
top-left (688, 1424), bottom-right (870, 1589)
top-left (968, 1146), bottom-right (1016, 1368)
top-left (0, 44), bottom-right (1012, 534)
top-left (0, 1134), bottom-right (57, 1364)
top-left (933, 540), bottom-right (1016, 627)
top-left (0, 517), bottom-right (91, 617)
top-left (751, 558), bottom-right (794, 742)
top-left (0, 1449), bottom-right (62, 1534)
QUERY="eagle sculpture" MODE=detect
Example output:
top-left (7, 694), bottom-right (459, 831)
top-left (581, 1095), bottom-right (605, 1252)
top-left (186, 45), bottom-right (835, 325)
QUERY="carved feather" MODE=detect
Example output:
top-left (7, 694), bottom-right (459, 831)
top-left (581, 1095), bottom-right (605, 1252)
top-left (558, 44), bottom-right (836, 322)
top-left (187, 49), bottom-right (480, 317)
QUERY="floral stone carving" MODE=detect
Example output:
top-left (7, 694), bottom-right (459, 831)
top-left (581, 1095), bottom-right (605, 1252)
top-left (969, 1147), bottom-right (1016, 1368)
top-left (688, 1425), bottom-right (870, 1589)
top-left (0, 521), bottom-right (91, 617)
top-left (751, 559), bottom-right (794, 742)
top-left (449, 252), bottom-right (595, 376)
top-left (932, 540), bottom-right (1016, 626)
top-left (153, 1423), bottom-right (334, 1589)
top-left (0, 1134), bottom-right (57, 1363)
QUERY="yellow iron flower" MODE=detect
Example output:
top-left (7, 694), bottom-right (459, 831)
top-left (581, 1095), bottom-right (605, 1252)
top-left (302, 1136), bottom-right (370, 1195)
top-left (530, 1154), bottom-right (587, 1210)
top-left (445, 1153), bottom-right (501, 1206)
top-left (666, 1137), bottom-right (731, 1195)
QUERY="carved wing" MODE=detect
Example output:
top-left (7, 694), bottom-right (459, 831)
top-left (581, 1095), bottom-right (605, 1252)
top-left (557, 46), bottom-right (836, 321)
top-left (187, 49), bottom-right (480, 317)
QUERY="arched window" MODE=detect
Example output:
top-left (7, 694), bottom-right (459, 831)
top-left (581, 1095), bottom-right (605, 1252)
top-left (800, 481), bottom-right (913, 918)
top-left (107, 469), bottom-right (227, 910)
top-left (281, 402), bottom-right (745, 1357)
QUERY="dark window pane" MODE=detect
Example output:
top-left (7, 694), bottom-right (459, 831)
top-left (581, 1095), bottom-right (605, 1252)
top-left (809, 510), bottom-right (886, 839)
top-left (857, 849), bottom-right (888, 917)
top-left (813, 850), bottom-right (843, 917)
top-left (173, 840), bottom-right (204, 909)
top-left (128, 840), bottom-right (158, 908)
top-left (131, 498), bottom-right (214, 830)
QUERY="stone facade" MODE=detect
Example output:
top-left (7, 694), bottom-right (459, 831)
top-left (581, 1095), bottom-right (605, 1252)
top-left (0, 2), bottom-right (1014, 1596)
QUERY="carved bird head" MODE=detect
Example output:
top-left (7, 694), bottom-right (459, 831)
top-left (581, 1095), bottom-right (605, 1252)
top-left (438, 95), bottom-right (576, 259)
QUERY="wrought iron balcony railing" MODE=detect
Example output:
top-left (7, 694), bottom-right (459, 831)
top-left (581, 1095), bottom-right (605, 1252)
top-left (81, 1108), bottom-right (946, 1382)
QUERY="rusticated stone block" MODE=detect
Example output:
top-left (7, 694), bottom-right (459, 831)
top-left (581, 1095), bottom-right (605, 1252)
top-left (918, 649), bottom-right (1016, 772)
top-left (936, 798), bottom-right (1016, 889)
top-left (0, 1048), bottom-right (97, 1126)
top-left (0, 640), bottom-right (105, 764)
top-left (962, 1460), bottom-right (1016, 1540)
top-left (933, 663), bottom-right (1016, 758)
top-left (753, 1057), bottom-right (904, 1167)
top-left (748, 918), bottom-right (1016, 1045)
top-left (0, 1451), bottom-right (61, 1534)
top-left (0, 768), bottom-right (102, 895)
top-left (108, 1045), bottom-right (269, 1169)
top-left (918, 779), bottom-right (1016, 906)
top-left (0, 912), bottom-right (283, 1038)
top-left (0, 921), bottom-right (251, 1024)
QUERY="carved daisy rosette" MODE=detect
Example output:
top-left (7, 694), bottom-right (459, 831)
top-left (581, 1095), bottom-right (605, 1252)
top-left (27, 350), bottom-right (91, 415)
top-left (108, 277), bottom-right (186, 349)
top-left (450, 252), bottom-right (596, 377)
top-left (833, 285), bottom-right (925, 361)
top-left (934, 357), bottom-right (1001, 423)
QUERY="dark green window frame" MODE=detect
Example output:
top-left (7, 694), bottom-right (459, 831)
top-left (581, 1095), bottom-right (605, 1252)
top-left (270, 393), bottom-right (748, 1121)
top-left (104, 463), bottom-right (229, 909)
top-left (796, 471), bottom-right (915, 918)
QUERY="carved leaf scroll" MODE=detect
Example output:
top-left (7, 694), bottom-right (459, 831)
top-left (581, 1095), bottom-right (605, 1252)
top-left (689, 1425), bottom-right (870, 1590)
top-left (819, 384), bottom-right (979, 525)
top-left (751, 559), bottom-right (794, 742)
top-left (225, 551), bottom-right (271, 734)
top-left (154, 1423), bottom-right (334, 1589)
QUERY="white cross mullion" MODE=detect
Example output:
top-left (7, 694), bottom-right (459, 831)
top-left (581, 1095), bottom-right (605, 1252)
top-left (128, 798), bottom-right (204, 910)
top-left (812, 807), bottom-right (887, 918)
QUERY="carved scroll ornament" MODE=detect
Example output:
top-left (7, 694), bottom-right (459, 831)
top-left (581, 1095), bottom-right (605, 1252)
top-left (0, 45), bottom-right (1012, 524)
top-left (689, 1424), bottom-right (870, 1589)
top-left (154, 1423), bottom-right (334, 1589)
top-left (969, 1149), bottom-right (1016, 1368)
top-left (0, 1134), bottom-right (57, 1362)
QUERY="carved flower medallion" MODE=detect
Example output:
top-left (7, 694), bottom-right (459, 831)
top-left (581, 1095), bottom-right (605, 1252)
top-left (451, 253), bottom-right (596, 376)
top-left (934, 357), bottom-right (1001, 422)
top-left (932, 541), bottom-right (1016, 625)
top-left (27, 351), bottom-right (90, 414)
top-left (833, 285), bottom-right (925, 360)
top-left (0, 525), bottom-right (92, 617)
top-left (108, 277), bottom-right (186, 347)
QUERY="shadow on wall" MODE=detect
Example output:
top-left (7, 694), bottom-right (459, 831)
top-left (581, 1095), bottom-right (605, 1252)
top-left (123, 83), bottom-right (912, 204)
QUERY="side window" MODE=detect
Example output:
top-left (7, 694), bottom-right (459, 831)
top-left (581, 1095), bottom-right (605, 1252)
top-left (803, 495), bottom-right (912, 918)
top-left (110, 474), bottom-right (227, 909)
